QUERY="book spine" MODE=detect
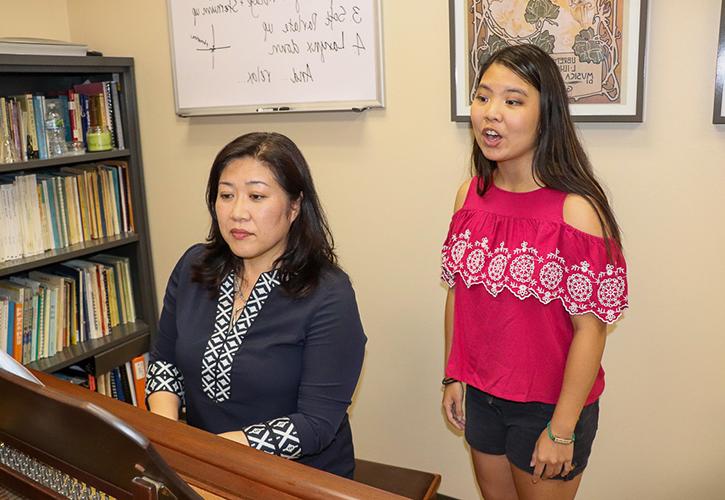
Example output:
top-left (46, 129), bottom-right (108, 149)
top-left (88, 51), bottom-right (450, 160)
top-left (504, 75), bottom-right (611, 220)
top-left (66, 90), bottom-right (82, 144)
top-left (103, 82), bottom-right (117, 149)
top-left (33, 95), bottom-right (48, 160)
top-left (23, 95), bottom-right (39, 159)
top-left (36, 183), bottom-right (52, 251)
top-left (123, 362), bottom-right (136, 406)
top-left (12, 301), bottom-right (22, 362)
top-left (6, 301), bottom-right (14, 357)
top-left (111, 76), bottom-right (125, 149)
top-left (131, 354), bottom-right (147, 409)
top-left (32, 289), bottom-right (41, 361)
top-left (8, 100), bottom-right (22, 161)
top-left (0, 299), bottom-right (6, 354)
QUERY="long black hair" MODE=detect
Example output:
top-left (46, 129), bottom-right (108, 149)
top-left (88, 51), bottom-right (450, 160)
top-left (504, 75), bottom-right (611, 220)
top-left (471, 44), bottom-right (622, 253)
top-left (192, 132), bottom-right (338, 298)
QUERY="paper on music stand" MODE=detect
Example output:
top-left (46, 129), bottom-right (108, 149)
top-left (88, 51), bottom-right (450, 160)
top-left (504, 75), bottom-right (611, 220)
top-left (0, 350), bottom-right (43, 385)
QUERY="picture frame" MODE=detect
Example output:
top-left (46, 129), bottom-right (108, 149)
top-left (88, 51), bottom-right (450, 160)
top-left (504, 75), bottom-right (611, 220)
top-left (449, 0), bottom-right (649, 123)
top-left (713, 0), bottom-right (725, 124)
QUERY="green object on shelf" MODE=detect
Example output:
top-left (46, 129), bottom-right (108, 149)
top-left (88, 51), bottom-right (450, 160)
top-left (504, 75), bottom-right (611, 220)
top-left (86, 126), bottom-right (112, 151)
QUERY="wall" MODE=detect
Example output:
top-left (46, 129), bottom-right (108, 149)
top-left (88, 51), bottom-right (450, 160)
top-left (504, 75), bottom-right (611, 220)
top-left (52, 1), bottom-right (725, 498)
top-left (0, 0), bottom-right (70, 40)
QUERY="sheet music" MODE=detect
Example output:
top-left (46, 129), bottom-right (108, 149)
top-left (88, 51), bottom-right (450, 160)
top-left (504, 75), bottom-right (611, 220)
top-left (0, 350), bottom-right (43, 385)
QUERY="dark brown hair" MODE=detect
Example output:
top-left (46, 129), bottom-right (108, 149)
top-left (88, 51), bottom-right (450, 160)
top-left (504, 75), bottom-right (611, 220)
top-left (471, 44), bottom-right (622, 255)
top-left (191, 132), bottom-right (338, 297)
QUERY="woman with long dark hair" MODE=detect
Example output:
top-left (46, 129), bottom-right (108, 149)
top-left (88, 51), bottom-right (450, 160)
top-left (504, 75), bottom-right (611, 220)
top-left (146, 132), bottom-right (366, 478)
top-left (441, 44), bottom-right (628, 499)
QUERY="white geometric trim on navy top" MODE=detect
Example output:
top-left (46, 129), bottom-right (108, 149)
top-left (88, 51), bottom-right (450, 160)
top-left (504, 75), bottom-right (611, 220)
top-left (200, 270), bottom-right (280, 402)
top-left (243, 416), bottom-right (302, 459)
top-left (146, 360), bottom-right (185, 403)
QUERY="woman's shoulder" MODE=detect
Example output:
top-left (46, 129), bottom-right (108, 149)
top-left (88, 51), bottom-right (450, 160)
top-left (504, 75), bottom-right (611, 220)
top-left (562, 194), bottom-right (605, 238)
top-left (170, 243), bottom-right (207, 275)
top-left (317, 265), bottom-right (353, 292)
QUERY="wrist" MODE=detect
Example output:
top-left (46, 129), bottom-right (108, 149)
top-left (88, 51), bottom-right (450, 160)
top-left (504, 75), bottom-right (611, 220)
top-left (441, 377), bottom-right (460, 386)
top-left (546, 421), bottom-right (575, 445)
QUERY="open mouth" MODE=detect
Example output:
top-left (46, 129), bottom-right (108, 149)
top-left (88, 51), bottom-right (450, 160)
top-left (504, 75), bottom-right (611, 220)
top-left (482, 128), bottom-right (502, 146)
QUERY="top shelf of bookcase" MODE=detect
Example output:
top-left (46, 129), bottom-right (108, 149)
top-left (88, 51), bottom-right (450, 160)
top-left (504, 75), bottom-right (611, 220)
top-left (0, 149), bottom-right (130, 174)
top-left (0, 55), bottom-right (134, 73)
top-left (0, 149), bottom-right (131, 173)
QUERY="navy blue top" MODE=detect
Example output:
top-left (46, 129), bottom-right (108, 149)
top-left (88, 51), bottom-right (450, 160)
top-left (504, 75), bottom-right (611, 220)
top-left (146, 244), bottom-right (366, 477)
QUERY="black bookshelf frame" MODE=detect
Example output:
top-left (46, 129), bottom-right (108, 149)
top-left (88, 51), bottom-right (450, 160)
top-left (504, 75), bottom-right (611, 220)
top-left (0, 55), bottom-right (158, 375)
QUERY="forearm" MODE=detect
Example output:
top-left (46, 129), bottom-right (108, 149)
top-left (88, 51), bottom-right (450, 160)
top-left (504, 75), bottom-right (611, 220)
top-left (551, 323), bottom-right (607, 436)
top-left (444, 287), bottom-right (455, 366)
top-left (147, 391), bottom-right (181, 421)
top-left (218, 431), bottom-right (249, 445)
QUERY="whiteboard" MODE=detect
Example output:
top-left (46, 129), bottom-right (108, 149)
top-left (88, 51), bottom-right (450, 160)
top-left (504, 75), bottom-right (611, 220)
top-left (167, 0), bottom-right (385, 116)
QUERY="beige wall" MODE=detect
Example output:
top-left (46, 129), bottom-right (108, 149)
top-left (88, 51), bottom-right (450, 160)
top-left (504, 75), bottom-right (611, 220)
top-left (0, 0), bottom-right (70, 40)
top-left (12, 0), bottom-right (724, 498)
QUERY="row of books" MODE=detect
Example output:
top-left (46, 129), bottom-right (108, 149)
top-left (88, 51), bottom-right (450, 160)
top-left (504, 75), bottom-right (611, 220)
top-left (55, 353), bottom-right (148, 409)
top-left (0, 161), bottom-right (135, 262)
top-left (0, 79), bottom-right (125, 163)
top-left (0, 254), bottom-right (137, 364)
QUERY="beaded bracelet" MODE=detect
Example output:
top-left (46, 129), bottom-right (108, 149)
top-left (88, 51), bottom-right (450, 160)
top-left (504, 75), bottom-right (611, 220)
top-left (546, 421), bottom-right (575, 445)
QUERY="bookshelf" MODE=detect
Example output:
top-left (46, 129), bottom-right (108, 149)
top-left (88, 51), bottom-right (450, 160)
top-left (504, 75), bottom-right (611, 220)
top-left (0, 54), bottom-right (157, 377)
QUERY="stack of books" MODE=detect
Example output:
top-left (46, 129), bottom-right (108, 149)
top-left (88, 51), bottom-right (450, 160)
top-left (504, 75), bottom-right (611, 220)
top-left (0, 161), bottom-right (135, 263)
top-left (0, 254), bottom-right (137, 364)
top-left (54, 354), bottom-right (149, 409)
top-left (0, 79), bottom-right (125, 163)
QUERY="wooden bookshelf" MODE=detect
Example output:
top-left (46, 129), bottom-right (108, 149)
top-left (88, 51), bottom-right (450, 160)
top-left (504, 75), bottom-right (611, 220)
top-left (0, 55), bottom-right (158, 377)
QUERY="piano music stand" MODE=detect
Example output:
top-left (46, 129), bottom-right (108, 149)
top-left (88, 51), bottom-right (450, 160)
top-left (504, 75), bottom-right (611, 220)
top-left (0, 368), bottom-right (200, 499)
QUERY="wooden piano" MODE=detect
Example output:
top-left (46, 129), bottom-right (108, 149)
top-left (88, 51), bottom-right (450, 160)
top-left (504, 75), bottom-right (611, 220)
top-left (0, 369), bottom-right (440, 499)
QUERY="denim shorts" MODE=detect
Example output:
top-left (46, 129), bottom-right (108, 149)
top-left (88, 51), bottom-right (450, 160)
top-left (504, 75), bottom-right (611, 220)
top-left (465, 385), bottom-right (599, 481)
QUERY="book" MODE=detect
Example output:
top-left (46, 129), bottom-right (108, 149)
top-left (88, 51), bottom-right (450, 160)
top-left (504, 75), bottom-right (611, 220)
top-left (36, 182), bottom-right (52, 251)
top-left (45, 264), bottom-right (84, 344)
top-left (32, 95), bottom-right (48, 160)
top-left (0, 297), bottom-right (8, 354)
top-left (12, 94), bottom-right (39, 160)
top-left (0, 183), bottom-right (23, 260)
top-left (110, 77), bottom-right (125, 150)
top-left (102, 82), bottom-right (116, 149)
top-left (5, 299), bottom-right (15, 358)
top-left (0, 281), bottom-right (25, 362)
top-left (29, 272), bottom-right (67, 354)
top-left (0, 37), bottom-right (88, 57)
top-left (122, 362), bottom-right (136, 406)
top-left (96, 373), bottom-right (106, 396)
top-left (130, 355), bottom-right (147, 409)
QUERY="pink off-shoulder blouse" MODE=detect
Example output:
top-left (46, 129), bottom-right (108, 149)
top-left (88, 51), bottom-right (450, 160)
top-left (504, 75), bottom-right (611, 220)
top-left (441, 178), bottom-right (628, 405)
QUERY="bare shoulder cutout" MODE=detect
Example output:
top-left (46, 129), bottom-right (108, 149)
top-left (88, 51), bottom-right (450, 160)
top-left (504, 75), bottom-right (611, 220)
top-left (453, 179), bottom-right (472, 212)
top-left (563, 194), bottom-right (605, 238)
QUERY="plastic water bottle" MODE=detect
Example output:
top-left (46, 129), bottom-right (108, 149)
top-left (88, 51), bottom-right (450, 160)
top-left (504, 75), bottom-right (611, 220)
top-left (45, 102), bottom-right (68, 157)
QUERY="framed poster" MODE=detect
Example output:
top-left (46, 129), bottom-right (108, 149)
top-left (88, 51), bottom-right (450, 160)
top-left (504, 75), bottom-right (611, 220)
top-left (714, 0), bottom-right (725, 124)
top-left (449, 0), bottom-right (648, 122)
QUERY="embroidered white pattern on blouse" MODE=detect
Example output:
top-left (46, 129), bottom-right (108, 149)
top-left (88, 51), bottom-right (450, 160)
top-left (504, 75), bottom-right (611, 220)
top-left (200, 270), bottom-right (280, 402)
top-left (441, 229), bottom-right (628, 324)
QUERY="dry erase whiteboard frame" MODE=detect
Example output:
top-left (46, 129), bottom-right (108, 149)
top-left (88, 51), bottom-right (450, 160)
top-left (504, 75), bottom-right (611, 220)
top-left (166, 0), bottom-right (385, 117)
